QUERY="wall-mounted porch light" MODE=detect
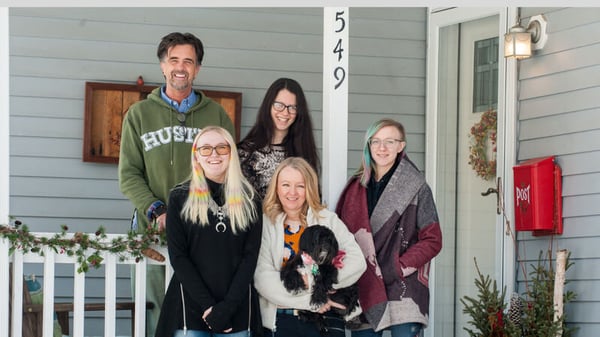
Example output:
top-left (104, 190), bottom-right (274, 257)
top-left (504, 14), bottom-right (548, 59)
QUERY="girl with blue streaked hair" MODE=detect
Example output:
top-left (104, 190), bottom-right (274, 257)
top-left (336, 118), bottom-right (443, 337)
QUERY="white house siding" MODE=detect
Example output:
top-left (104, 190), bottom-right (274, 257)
top-left (517, 7), bottom-right (600, 336)
top-left (9, 7), bottom-right (426, 335)
top-left (347, 8), bottom-right (427, 175)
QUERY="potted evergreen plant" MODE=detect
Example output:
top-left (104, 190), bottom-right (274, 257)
top-left (461, 250), bottom-right (577, 337)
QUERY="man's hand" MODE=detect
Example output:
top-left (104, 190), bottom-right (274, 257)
top-left (156, 213), bottom-right (167, 232)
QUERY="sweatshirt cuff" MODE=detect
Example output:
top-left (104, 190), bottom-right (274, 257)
top-left (146, 200), bottom-right (166, 221)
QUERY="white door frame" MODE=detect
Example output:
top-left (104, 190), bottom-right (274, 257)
top-left (0, 8), bottom-right (9, 337)
top-left (425, 7), bottom-right (519, 337)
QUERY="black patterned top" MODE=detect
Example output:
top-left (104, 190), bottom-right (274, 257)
top-left (238, 142), bottom-right (286, 199)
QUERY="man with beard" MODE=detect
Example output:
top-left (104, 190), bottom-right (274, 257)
top-left (118, 32), bottom-right (234, 336)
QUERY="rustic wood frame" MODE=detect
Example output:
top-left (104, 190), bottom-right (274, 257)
top-left (82, 81), bottom-right (241, 163)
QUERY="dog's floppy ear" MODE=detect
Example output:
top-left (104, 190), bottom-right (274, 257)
top-left (299, 225), bottom-right (318, 250)
top-left (280, 253), bottom-right (306, 293)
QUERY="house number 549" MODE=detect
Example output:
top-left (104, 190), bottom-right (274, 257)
top-left (333, 10), bottom-right (346, 90)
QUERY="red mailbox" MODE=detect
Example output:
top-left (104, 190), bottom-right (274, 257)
top-left (513, 156), bottom-right (563, 235)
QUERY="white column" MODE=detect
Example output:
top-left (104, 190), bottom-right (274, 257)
top-left (322, 7), bottom-right (349, 209)
top-left (0, 239), bottom-right (9, 337)
top-left (0, 8), bottom-right (9, 226)
top-left (0, 13), bottom-right (9, 335)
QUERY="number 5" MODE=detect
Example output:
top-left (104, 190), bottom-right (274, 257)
top-left (335, 11), bottom-right (345, 33)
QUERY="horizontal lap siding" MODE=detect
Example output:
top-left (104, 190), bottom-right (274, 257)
top-left (9, 7), bottom-right (428, 223)
top-left (516, 7), bottom-right (600, 336)
top-left (9, 8), bottom-right (324, 336)
top-left (9, 6), bottom-right (324, 228)
top-left (347, 8), bottom-right (427, 175)
top-left (9, 7), bottom-right (427, 335)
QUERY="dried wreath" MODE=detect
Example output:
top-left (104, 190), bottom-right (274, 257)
top-left (468, 109), bottom-right (497, 181)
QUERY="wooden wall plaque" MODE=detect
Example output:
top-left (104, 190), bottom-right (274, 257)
top-left (83, 81), bottom-right (241, 163)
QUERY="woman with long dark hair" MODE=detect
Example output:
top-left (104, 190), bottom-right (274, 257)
top-left (238, 78), bottom-right (320, 199)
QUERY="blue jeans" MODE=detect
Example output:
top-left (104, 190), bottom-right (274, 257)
top-left (263, 310), bottom-right (345, 337)
top-left (173, 329), bottom-right (250, 337)
top-left (351, 323), bottom-right (422, 337)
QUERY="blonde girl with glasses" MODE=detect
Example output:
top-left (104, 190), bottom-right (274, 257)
top-left (335, 118), bottom-right (443, 337)
top-left (238, 78), bottom-right (320, 199)
top-left (156, 126), bottom-right (263, 337)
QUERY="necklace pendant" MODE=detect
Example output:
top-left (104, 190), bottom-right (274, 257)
top-left (210, 203), bottom-right (228, 233)
top-left (215, 221), bottom-right (227, 233)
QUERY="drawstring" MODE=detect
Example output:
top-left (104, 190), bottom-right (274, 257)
top-left (180, 283), bottom-right (187, 335)
top-left (247, 284), bottom-right (251, 333)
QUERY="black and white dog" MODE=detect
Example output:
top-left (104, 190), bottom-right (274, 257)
top-left (280, 225), bottom-right (360, 329)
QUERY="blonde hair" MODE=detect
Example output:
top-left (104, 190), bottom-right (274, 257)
top-left (263, 157), bottom-right (325, 226)
top-left (181, 126), bottom-right (257, 233)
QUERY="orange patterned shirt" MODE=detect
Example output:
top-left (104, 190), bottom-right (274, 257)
top-left (282, 221), bottom-right (305, 266)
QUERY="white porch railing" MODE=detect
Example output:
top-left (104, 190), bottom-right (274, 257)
top-left (0, 233), bottom-right (172, 337)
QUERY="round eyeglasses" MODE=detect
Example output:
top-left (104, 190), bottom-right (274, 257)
top-left (368, 138), bottom-right (403, 148)
top-left (272, 101), bottom-right (298, 114)
top-left (196, 144), bottom-right (231, 156)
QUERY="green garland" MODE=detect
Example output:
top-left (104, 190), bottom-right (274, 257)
top-left (468, 109), bottom-right (497, 181)
top-left (0, 218), bottom-right (166, 273)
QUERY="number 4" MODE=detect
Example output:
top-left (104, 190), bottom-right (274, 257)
top-left (333, 39), bottom-right (343, 62)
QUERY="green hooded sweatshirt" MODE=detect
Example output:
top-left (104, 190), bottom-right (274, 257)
top-left (118, 87), bottom-right (234, 232)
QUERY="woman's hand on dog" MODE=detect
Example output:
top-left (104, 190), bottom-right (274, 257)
top-left (317, 299), bottom-right (346, 314)
top-left (302, 272), bottom-right (309, 289)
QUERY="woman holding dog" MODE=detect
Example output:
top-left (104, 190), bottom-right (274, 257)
top-left (156, 126), bottom-right (263, 337)
top-left (335, 118), bottom-right (443, 337)
top-left (254, 157), bottom-right (366, 337)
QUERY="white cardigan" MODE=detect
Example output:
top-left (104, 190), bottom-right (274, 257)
top-left (254, 207), bottom-right (367, 330)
